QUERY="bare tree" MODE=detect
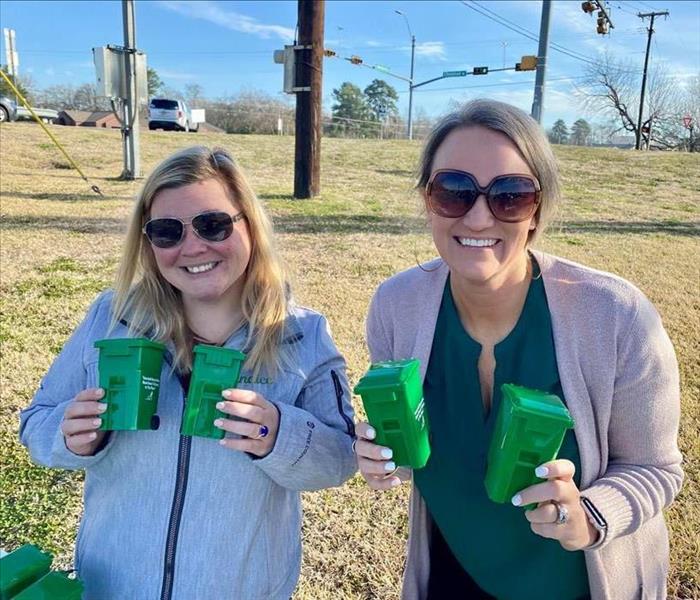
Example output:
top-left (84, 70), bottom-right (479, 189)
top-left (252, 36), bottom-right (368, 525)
top-left (577, 53), bottom-right (697, 150)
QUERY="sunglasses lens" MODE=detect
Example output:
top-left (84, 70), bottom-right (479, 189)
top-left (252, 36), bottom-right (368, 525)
top-left (489, 176), bottom-right (539, 222)
top-left (145, 218), bottom-right (183, 248)
top-left (429, 172), bottom-right (478, 218)
top-left (192, 212), bottom-right (234, 242)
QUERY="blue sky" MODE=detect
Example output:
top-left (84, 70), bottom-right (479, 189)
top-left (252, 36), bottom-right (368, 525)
top-left (1, 0), bottom-right (698, 128)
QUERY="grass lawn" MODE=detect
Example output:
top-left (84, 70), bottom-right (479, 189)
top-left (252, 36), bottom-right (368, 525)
top-left (1, 122), bottom-right (698, 598)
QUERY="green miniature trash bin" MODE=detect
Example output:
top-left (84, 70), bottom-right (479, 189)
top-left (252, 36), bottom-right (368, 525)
top-left (0, 545), bottom-right (52, 600)
top-left (354, 359), bottom-right (431, 469)
top-left (485, 383), bottom-right (574, 504)
top-left (12, 572), bottom-right (84, 600)
top-left (94, 338), bottom-right (166, 431)
top-left (181, 345), bottom-right (247, 439)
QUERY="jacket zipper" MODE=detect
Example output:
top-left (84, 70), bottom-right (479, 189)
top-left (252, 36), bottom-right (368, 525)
top-left (331, 369), bottom-right (355, 437)
top-left (160, 385), bottom-right (193, 600)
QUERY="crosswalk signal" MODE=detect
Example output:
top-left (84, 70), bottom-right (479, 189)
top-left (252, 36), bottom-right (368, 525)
top-left (515, 55), bottom-right (538, 71)
top-left (349, 55), bottom-right (363, 65)
top-left (473, 66), bottom-right (488, 75)
top-left (597, 11), bottom-right (609, 34)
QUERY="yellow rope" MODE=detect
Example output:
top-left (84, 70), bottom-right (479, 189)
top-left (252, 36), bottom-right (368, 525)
top-left (1, 69), bottom-right (103, 196)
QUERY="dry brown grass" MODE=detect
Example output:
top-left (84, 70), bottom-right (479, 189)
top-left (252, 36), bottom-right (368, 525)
top-left (1, 122), bottom-right (698, 598)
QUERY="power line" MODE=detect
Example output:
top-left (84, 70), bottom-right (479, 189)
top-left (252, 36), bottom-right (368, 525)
top-left (401, 75), bottom-right (590, 94)
top-left (461, 1), bottom-right (599, 66)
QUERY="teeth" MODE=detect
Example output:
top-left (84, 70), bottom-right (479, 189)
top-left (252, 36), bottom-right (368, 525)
top-left (457, 238), bottom-right (498, 248)
top-left (185, 262), bottom-right (217, 274)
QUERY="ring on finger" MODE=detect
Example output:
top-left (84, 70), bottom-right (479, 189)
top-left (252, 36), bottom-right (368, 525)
top-left (252, 424), bottom-right (269, 440)
top-left (551, 500), bottom-right (569, 525)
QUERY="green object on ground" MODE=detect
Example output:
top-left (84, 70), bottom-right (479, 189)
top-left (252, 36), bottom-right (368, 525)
top-left (94, 338), bottom-right (166, 431)
top-left (12, 572), bottom-right (84, 600)
top-left (0, 545), bottom-right (52, 600)
top-left (485, 383), bottom-right (574, 504)
top-left (181, 345), bottom-right (246, 439)
top-left (354, 359), bottom-right (431, 469)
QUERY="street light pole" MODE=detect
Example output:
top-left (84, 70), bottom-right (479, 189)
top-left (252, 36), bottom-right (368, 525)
top-left (395, 10), bottom-right (415, 140)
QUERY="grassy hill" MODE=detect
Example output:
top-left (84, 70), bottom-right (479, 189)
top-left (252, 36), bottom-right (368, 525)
top-left (1, 122), bottom-right (698, 598)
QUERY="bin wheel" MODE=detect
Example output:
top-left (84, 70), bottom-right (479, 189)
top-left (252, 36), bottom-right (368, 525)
top-left (151, 415), bottom-right (161, 430)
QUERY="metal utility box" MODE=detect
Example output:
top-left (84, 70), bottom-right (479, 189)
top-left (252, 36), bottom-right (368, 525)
top-left (93, 45), bottom-right (147, 101)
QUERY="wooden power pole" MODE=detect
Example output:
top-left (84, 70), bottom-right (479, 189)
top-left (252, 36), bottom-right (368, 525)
top-left (294, 0), bottom-right (324, 199)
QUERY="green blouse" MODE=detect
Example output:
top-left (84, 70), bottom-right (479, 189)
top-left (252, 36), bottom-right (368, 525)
top-left (414, 266), bottom-right (590, 600)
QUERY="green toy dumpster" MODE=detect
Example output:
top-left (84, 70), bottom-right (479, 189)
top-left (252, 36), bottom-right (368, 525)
top-left (94, 338), bottom-right (165, 431)
top-left (485, 383), bottom-right (574, 505)
top-left (181, 345), bottom-right (246, 439)
top-left (12, 572), bottom-right (84, 600)
top-left (354, 359), bottom-right (431, 469)
top-left (0, 545), bottom-right (52, 600)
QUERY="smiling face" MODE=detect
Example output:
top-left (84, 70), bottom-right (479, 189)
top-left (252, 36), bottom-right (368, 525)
top-left (425, 126), bottom-right (537, 289)
top-left (148, 177), bottom-right (252, 312)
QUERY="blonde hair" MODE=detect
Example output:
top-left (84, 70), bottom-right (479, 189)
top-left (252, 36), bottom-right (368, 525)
top-left (111, 146), bottom-right (290, 375)
top-left (416, 99), bottom-right (561, 243)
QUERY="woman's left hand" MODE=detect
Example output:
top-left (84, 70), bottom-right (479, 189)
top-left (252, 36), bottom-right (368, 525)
top-left (513, 459), bottom-right (598, 551)
top-left (214, 389), bottom-right (280, 458)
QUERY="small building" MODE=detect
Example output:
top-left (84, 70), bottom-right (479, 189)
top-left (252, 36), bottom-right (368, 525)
top-left (57, 110), bottom-right (120, 128)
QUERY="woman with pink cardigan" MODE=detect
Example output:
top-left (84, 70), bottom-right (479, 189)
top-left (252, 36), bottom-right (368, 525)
top-left (355, 100), bottom-right (682, 599)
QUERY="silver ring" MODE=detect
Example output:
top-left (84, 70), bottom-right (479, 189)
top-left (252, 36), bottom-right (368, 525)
top-left (253, 425), bottom-right (269, 440)
top-left (552, 500), bottom-right (569, 525)
top-left (351, 439), bottom-right (357, 454)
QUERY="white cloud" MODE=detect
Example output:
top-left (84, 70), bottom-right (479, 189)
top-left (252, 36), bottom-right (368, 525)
top-left (158, 1), bottom-right (294, 41)
top-left (414, 41), bottom-right (447, 60)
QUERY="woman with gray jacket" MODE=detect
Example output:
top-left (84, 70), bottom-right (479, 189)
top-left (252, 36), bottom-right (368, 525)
top-left (355, 100), bottom-right (682, 599)
top-left (20, 146), bottom-right (357, 599)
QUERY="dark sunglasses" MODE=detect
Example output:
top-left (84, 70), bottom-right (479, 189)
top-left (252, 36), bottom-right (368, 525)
top-left (426, 169), bottom-right (541, 222)
top-left (143, 210), bottom-right (245, 249)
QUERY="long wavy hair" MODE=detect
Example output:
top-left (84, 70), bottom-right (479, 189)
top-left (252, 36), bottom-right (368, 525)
top-left (111, 146), bottom-right (290, 375)
top-left (416, 99), bottom-right (562, 243)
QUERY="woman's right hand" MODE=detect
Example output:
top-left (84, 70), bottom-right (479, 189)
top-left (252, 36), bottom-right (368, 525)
top-left (355, 422), bottom-right (405, 490)
top-left (60, 388), bottom-right (108, 456)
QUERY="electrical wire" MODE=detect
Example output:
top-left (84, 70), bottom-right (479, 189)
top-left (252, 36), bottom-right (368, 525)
top-left (463, 1), bottom-right (598, 66)
top-left (400, 74), bottom-right (590, 94)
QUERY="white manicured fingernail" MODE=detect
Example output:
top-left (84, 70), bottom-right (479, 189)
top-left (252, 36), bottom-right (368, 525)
top-left (390, 478), bottom-right (401, 487)
top-left (219, 439), bottom-right (227, 446)
top-left (222, 390), bottom-right (232, 399)
top-left (216, 402), bottom-right (225, 410)
top-left (380, 448), bottom-right (393, 460)
top-left (384, 461), bottom-right (396, 472)
top-left (535, 466), bottom-right (549, 478)
top-left (88, 432), bottom-right (97, 440)
top-left (214, 419), bottom-right (223, 427)
top-left (97, 403), bottom-right (108, 412)
top-left (511, 494), bottom-right (522, 506)
top-left (92, 419), bottom-right (101, 427)
top-left (366, 427), bottom-right (376, 440)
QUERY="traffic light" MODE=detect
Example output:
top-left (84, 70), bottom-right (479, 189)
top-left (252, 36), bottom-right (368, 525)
top-left (581, 1), bottom-right (595, 14)
top-left (349, 55), bottom-right (363, 65)
top-left (472, 66), bottom-right (488, 75)
top-left (323, 48), bottom-right (336, 58)
top-left (597, 11), bottom-right (609, 34)
top-left (515, 55), bottom-right (537, 71)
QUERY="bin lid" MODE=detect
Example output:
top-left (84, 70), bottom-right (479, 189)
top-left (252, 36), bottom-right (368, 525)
top-left (94, 338), bottom-right (165, 352)
top-left (501, 383), bottom-right (574, 426)
top-left (354, 359), bottom-right (420, 393)
top-left (193, 344), bottom-right (246, 365)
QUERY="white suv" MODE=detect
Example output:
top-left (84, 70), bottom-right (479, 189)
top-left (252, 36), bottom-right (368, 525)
top-left (148, 98), bottom-right (198, 132)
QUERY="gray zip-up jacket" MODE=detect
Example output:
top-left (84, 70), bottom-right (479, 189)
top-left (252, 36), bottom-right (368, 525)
top-left (366, 251), bottom-right (682, 600)
top-left (19, 291), bottom-right (357, 600)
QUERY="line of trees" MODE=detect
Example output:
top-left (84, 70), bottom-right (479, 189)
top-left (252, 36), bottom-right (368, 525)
top-left (548, 118), bottom-right (592, 146)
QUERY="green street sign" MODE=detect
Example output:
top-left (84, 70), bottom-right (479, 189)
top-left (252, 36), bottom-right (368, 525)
top-left (442, 70), bottom-right (467, 78)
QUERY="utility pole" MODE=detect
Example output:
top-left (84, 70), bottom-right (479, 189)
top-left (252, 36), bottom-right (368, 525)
top-left (121, 0), bottom-right (140, 179)
top-left (395, 10), bottom-right (415, 140)
top-left (530, 0), bottom-right (551, 124)
top-left (294, 0), bottom-right (324, 199)
top-left (635, 10), bottom-right (668, 150)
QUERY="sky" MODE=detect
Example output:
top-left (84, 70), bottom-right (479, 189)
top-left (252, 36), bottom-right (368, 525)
top-left (1, 0), bottom-right (698, 129)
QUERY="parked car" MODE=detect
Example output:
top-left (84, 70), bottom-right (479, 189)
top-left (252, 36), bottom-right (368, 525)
top-left (148, 98), bottom-right (203, 132)
top-left (0, 96), bottom-right (18, 122)
top-left (16, 106), bottom-right (59, 124)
